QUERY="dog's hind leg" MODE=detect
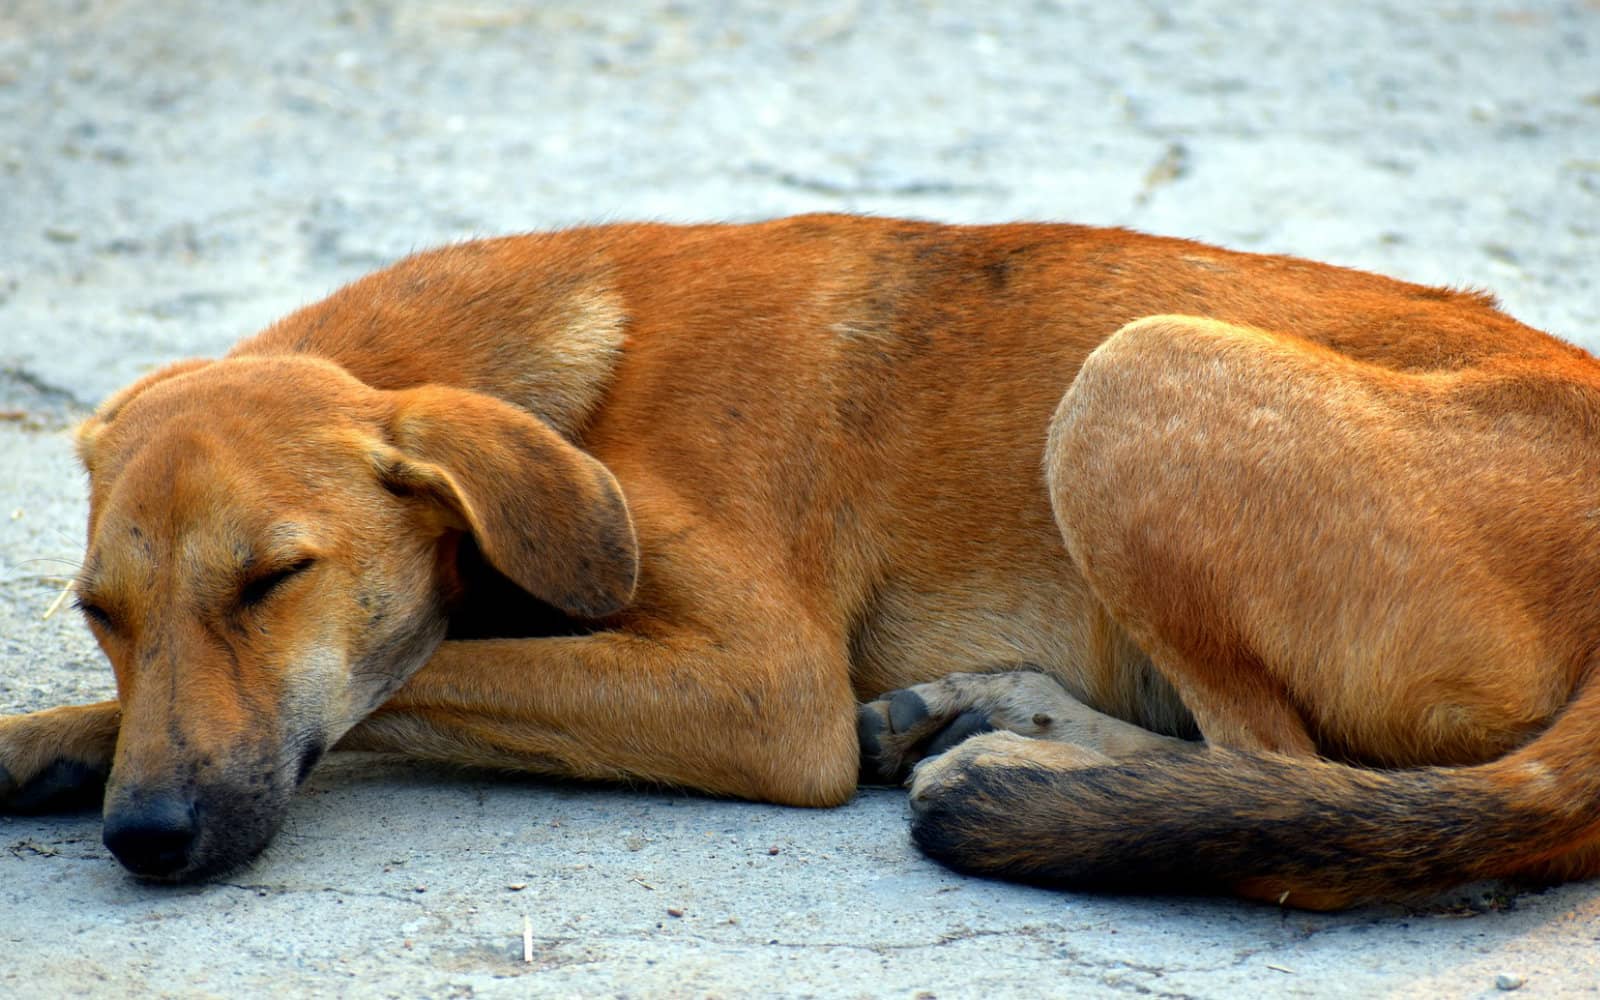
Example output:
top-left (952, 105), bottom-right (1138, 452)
top-left (1040, 314), bottom-right (1581, 762)
top-left (0, 701), bottom-right (121, 812)
top-left (1041, 316), bottom-right (1379, 758)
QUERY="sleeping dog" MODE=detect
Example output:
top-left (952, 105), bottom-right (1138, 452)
top-left (4, 215), bottom-right (1597, 908)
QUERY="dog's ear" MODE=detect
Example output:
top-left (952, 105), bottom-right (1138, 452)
top-left (376, 385), bottom-right (639, 618)
top-left (75, 359), bottom-right (214, 471)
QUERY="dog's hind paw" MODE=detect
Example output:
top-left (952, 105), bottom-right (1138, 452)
top-left (858, 669), bottom-right (1196, 786)
top-left (857, 670), bottom-right (1078, 785)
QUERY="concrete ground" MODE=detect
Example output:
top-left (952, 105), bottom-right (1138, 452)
top-left (2, 1), bottom-right (1598, 996)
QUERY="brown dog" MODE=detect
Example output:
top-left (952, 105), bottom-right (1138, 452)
top-left (3, 215), bottom-right (1598, 908)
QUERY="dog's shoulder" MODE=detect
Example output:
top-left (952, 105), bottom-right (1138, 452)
top-left (235, 231), bottom-right (639, 436)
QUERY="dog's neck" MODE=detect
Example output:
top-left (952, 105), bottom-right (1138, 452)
top-left (231, 237), bottom-right (629, 439)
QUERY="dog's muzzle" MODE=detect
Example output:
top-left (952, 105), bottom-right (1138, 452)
top-left (102, 787), bottom-right (199, 878)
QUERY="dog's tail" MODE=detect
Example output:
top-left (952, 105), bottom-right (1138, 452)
top-left (909, 676), bottom-right (1600, 907)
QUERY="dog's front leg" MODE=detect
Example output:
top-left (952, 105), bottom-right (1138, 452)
top-left (336, 627), bottom-right (861, 807)
top-left (0, 701), bottom-right (121, 812)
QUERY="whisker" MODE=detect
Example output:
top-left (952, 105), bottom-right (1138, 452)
top-left (13, 556), bottom-right (86, 572)
top-left (2, 574), bottom-right (76, 585)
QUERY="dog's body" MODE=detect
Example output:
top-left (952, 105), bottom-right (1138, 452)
top-left (5, 215), bottom-right (1600, 907)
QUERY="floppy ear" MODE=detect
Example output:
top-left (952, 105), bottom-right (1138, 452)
top-left (377, 385), bottom-right (639, 618)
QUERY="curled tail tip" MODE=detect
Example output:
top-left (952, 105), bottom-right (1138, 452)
top-left (907, 741), bottom-right (1566, 906)
top-left (909, 755), bottom-right (1135, 887)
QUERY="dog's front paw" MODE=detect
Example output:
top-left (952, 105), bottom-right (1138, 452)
top-left (857, 670), bottom-right (1074, 785)
top-left (0, 756), bottom-right (110, 813)
top-left (0, 703), bottom-right (120, 814)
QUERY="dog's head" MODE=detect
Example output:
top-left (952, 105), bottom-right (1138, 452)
top-left (72, 355), bottom-right (637, 880)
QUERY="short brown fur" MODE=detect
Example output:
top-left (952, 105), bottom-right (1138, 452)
top-left (3, 215), bottom-right (1599, 902)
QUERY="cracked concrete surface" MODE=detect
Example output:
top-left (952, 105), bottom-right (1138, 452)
top-left (2, 0), bottom-right (1599, 996)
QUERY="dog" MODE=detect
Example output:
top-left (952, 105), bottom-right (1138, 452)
top-left (3, 214), bottom-right (1599, 909)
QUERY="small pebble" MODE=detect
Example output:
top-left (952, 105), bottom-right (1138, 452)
top-left (1495, 973), bottom-right (1525, 991)
top-left (507, 883), bottom-right (527, 891)
top-left (667, 906), bottom-right (685, 917)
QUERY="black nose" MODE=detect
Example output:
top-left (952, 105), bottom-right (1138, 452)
top-left (103, 792), bottom-right (198, 878)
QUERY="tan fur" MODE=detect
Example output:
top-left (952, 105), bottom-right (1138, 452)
top-left (3, 214), bottom-right (1600, 899)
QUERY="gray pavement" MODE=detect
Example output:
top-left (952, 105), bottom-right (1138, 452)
top-left (2, 1), bottom-right (1598, 996)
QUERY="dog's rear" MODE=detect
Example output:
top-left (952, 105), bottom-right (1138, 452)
top-left (912, 307), bottom-right (1600, 907)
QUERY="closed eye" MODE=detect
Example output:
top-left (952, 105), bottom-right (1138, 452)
top-left (240, 557), bottom-right (316, 609)
top-left (74, 596), bottom-right (116, 631)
